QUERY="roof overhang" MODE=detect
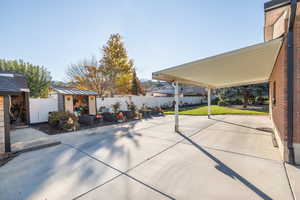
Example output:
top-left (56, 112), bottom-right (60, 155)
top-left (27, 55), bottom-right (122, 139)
top-left (152, 38), bottom-right (283, 89)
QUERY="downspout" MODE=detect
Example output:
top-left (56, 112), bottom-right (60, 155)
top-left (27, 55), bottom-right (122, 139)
top-left (287, 0), bottom-right (297, 164)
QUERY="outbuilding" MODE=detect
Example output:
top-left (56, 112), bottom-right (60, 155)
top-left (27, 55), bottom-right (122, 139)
top-left (50, 86), bottom-right (98, 116)
top-left (0, 72), bottom-right (30, 153)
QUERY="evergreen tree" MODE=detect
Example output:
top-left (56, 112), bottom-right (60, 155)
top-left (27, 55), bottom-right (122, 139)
top-left (100, 33), bottom-right (133, 96)
top-left (131, 68), bottom-right (141, 95)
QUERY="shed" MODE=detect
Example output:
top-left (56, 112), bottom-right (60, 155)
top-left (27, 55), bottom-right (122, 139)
top-left (0, 72), bottom-right (30, 153)
top-left (51, 86), bottom-right (98, 115)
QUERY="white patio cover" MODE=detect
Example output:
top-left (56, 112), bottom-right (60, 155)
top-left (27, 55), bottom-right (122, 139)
top-left (152, 38), bottom-right (283, 88)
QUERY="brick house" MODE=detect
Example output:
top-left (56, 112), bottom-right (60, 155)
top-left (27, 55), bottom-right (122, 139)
top-left (153, 0), bottom-right (300, 165)
top-left (265, 0), bottom-right (300, 164)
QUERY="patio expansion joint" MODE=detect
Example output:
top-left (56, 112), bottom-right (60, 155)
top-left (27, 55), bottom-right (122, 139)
top-left (66, 119), bottom-right (220, 200)
top-left (283, 162), bottom-right (297, 200)
top-left (179, 142), bottom-right (283, 163)
top-left (63, 142), bottom-right (176, 200)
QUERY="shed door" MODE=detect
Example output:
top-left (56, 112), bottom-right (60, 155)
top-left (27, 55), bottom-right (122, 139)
top-left (88, 96), bottom-right (96, 115)
top-left (64, 95), bottom-right (74, 113)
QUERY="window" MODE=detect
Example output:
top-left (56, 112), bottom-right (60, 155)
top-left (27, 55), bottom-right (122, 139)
top-left (272, 81), bottom-right (276, 105)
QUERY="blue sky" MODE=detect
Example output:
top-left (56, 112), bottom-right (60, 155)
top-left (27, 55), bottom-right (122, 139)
top-left (0, 0), bottom-right (267, 81)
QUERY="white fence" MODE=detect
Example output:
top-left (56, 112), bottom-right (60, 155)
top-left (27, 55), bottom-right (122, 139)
top-left (29, 96), bottom-right (206, 123)
top-left (29, 97), bottom-right (58, 124)
top-left (96, 96), bottom-right (206, 111)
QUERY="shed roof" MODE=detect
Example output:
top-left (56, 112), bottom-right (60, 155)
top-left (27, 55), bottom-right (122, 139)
top-left (52, 86), bottom-right (98, 96)
top-left (153, 38), bottom-right (283, 88)
top-left (0, 72), bottom-right (29, 94)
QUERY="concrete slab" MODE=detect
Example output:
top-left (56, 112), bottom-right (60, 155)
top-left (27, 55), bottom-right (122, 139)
top-left (0, 115), bottom-right (290, 200)
top-left (77, 175), bottom-right (169, 200)
top-left (285, 164), bottom-right (300, 200)
top-left (11, 137), bottom-right (61, 152)
top-left (10, 128), bottom-right (49, 144)
top-left (182, 116), bottom-right (281, 161)
top-left (128, 142), bottom-right (293, 200)
top-left (0, 144), bottom-right (120, 200)
top-left (66, 132), bottom-right (176, 172)
top-left (134, 115), bottom-right (224, 142)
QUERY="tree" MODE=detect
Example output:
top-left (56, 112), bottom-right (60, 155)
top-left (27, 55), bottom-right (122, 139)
top-left (0, 59), bottom-right (52, 98)
top-left (131, 68), bottom-right (144, 95)
top-left (100, 33), bottom-right (134, 97)
top-left (217, 83), bottom-right (269, 108)
top-left (66, 56), bottom-right (107, 96)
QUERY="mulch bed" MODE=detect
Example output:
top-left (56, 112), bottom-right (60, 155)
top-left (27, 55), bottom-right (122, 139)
top-left (227, 105), bottom-right (269, 112)
top-left (31, 119), bottom-right (140, 135)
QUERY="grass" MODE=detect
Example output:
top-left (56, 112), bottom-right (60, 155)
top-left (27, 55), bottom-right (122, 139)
top-left (164, 105), bottom-right (268, 116)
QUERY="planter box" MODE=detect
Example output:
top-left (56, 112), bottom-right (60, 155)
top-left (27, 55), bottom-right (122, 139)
top-left (102, 112), bottom-right (116, 122)
top-left (123, 111), bottom-right (134, 119)
top-left (79, 115), bottom-right (96, 126)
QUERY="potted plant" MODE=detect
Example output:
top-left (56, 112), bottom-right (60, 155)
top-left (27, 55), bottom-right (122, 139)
top-left (116, 111), bottom-right (126, 122)
top-left (125, 101), bottom-right (136, 120)
top-left (48, 111), bottom-right (80, 131)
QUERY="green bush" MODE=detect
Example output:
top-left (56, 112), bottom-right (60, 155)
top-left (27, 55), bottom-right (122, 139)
top-left (211, 97), bottom-right (219, 105)
top-left (255, 96), bottom-right (265, 105)
top-left (218, 99), bottom-right (228, 106)
top-left (112, 102), bottom-right (121, 114)
top-left (231, 98), bottom-right (243, 105)
top-left (48, 111), bottom-right (79, 131)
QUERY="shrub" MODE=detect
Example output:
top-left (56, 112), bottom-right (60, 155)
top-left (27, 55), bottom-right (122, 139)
top-left (218, 99), bottom-right (228, 106)
top-left (255, 96), bottom-right (265, 105)
top-left (48, 111), bottom-right (79, 131)
top-left (231, 98), bottom-right (243, 105)
top-left (211, 97), bottom-right (219, 105)
top-left (112, 102), bottom-right (121, 114)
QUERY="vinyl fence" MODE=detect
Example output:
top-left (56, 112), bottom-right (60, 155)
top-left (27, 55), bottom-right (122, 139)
top-left (29, 96), bottom-right (206, 123)
top-left (96, 96), bottom-right (206, 111)
top-left (29, 97), bottom-right (58, 124)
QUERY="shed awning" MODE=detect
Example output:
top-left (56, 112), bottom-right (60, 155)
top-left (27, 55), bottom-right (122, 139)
top-left (52, 86), bottom-right (98, 96)
top-left (152, 38), bottom-right (283, 88)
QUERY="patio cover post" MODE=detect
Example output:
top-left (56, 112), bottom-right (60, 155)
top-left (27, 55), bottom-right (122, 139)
top-left (208, 88), bottom-right (211, 118)
top-left (174, 81), bottom-right (179, 132)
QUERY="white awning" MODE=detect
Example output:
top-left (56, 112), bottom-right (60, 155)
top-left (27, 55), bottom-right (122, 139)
top-left (152, 38), bottom-right (283, 88)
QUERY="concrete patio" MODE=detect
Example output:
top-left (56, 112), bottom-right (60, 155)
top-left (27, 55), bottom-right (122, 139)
top-left (0, 115), bottom-right (298, 200)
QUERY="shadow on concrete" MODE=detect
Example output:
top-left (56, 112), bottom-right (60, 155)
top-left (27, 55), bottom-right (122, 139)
top-left (176, 131), bottom-right (273, 200)
top-left (0, 120), bottom-right (144, 200)
top-left (210, 118), bottom-right (272, 134)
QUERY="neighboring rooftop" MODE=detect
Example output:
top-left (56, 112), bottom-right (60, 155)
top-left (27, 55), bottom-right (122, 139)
top-left (0, 72), bottom-right (29, 94)
top-left (147, 82), bottom-right (206, 96)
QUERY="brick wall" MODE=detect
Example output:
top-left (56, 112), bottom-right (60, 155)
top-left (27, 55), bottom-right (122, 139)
top-left (293, 11), bottom-right (300, 144)
top-left (0, 96), bottom-right (5, 153)
top-left (267, 2), bottom-right (300, 163)
top-left (269, 38), bottom-right (288, 146)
